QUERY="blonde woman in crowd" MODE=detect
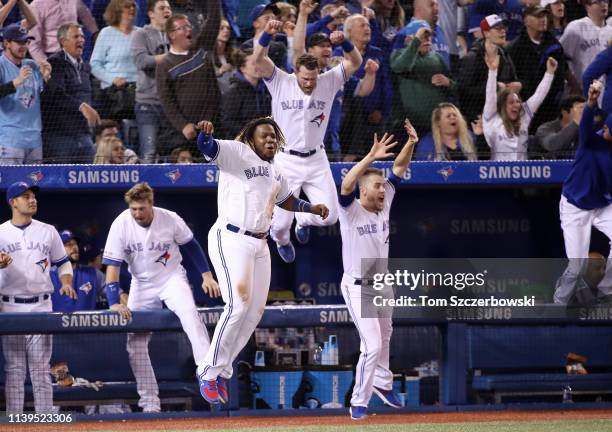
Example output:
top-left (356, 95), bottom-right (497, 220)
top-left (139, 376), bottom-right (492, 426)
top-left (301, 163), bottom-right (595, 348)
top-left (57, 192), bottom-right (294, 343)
top-left (414, 103), bottom-right (479, 160)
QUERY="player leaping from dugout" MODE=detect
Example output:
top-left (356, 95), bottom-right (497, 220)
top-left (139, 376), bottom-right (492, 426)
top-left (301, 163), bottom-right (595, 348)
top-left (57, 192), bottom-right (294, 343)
top-left (254, 15), bottom-right (363, 264)
top-left (195, 117), bottom-right (328, 405)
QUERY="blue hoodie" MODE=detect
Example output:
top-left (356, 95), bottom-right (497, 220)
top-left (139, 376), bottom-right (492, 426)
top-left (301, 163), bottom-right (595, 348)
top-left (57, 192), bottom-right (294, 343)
top-left (562, 105), bottom-right (612, 210)
top-left (582, 46), bottom-right (612, 115)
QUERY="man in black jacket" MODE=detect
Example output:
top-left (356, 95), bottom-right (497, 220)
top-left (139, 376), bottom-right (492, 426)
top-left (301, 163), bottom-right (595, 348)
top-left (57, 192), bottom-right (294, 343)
top-left (458, 14), bottom-right (521, 122)
top-left (507, 5), bottom-right (569, 133)
top-left (42, 22), bottom-right (100, 163)
top-left (219, 49), bottom-right (271, 138)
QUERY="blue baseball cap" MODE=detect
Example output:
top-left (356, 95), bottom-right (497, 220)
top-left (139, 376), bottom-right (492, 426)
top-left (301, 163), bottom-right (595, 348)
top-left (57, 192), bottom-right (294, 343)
top-left (59, 229), bottom-right (80, 244)
top-left (6, 181), bottom-right (39, 204)
top-left (402, 19), bottom-right (432, 37)
top-left (249, 3), bottom-right (280, 23)
top-left (0, 23), bottom-right (34, 42)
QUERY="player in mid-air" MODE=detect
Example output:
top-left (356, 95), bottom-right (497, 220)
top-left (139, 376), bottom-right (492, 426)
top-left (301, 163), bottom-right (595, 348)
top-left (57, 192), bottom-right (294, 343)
top-left (555, 80), bottom-right (612, 304)
top-left (0, 181), bottom-right (77, 414)
top-left (102, 182), bottom-right (219, 412)
top-left (254, 14), bottom-right (363, 263)
top-left (339, 120), bottom-right (418, 420)
top-left (195, 117), bottom-right (329, 404)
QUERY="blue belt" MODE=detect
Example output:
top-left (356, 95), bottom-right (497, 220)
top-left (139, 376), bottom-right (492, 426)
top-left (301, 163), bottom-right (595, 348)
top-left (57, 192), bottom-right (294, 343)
top-left (2, 294), bottom-right (49, 304)
top-left (281, 145), bottom-right (323, 158)
top-left (226, 224), bottom-right (268, 239)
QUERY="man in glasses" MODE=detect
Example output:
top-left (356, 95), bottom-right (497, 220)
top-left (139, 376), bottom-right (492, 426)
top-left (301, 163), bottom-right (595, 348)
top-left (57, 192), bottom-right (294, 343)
top-left (0, 23), bottom-right (51, 165)
top-left (156, 0), bottom-right (221, 150)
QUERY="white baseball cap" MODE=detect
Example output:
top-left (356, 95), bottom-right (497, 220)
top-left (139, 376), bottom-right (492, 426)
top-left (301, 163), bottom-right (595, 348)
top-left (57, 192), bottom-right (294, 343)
top-left (541, 0), bottom-right (562, 7)
top-left (480, 14), bottom-right (506, 32)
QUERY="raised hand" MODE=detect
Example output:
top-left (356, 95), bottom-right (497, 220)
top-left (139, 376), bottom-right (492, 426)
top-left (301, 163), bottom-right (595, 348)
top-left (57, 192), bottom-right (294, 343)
top-left (471, 115), bottom-right (483, 136)
top-left (404, 119), bottom-right (418, 145)
top-left (12, 65), bottom-right (32, 87)
top-left (368, 132), bottom-right (398, 160)
top-left (588, 80), bottom-right (603, 105)
top-left (546, 57), bottom-right (558, 74)
top-left (196, 120), bottom-right (214, 135)
top-left (329, 31), bottom-right (345, 45)
top-left (264, 19), bottom-right (283, 35)
top-left (299, 0), bottom-right (319, 15)
top-left (364, 58), bottom-right (379, 75)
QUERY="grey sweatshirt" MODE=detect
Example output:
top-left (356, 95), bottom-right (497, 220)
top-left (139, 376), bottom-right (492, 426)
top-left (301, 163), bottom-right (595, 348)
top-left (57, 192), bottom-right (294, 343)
top-left (130, 24), bottom-right (169, 105)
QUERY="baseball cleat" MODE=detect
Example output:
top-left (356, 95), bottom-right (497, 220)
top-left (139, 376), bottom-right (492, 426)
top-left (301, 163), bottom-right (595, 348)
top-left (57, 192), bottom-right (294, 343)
top-left (198, 374), bottom-right (220, 404)
top-left (217, 377), bottom-right (229, 404)
top-left (350, 405), bottom-right (368, 420)
top-left (276, 241), bottom-right (295, 263)
top-left (295, 224), bottom-right (310, 244)
top-left (373, 386), bottom-right (402, 408)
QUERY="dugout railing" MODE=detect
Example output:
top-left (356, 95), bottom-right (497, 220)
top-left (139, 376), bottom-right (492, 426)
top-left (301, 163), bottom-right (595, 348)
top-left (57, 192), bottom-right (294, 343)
top-left (1, 306), bottom-right (612, 414)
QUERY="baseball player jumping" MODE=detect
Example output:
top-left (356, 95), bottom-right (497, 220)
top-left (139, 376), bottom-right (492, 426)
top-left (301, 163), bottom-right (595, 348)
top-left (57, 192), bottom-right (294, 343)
top-left (0, 181), bottom-right (77, 414)
top-left (254, 17), bottom-right (363, 263)
top-left (555, 80), bottom-right (612, 304)
top-left (196, 117), bottom-right (329, 404)
top-left (339, 120), bottom-right (418, 420)
top-left (102, 182), bottom-right (219, 412)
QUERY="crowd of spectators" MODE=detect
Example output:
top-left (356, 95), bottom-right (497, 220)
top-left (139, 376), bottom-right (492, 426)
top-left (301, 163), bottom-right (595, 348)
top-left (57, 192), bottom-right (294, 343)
top-left (0, 0), bottom-right (611, 164)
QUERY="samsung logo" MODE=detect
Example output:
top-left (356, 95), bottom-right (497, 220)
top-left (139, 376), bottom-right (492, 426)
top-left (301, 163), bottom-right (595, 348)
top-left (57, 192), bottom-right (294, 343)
top-left (67, 170), bottom-right (140, 184)
top-left (479, 165), bottom-right (551, 179)
top-left (61, 314), bottom-right (129, 327)
top-left (451, 218), bottom-right (530, 234)
top-left (319, 310), bottom-right (352, 323)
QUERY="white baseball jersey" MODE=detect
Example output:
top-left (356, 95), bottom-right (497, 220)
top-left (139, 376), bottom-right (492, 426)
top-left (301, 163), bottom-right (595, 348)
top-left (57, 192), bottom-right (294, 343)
top-left (560, 17), bottom-right (611, 82)
top-left (103, 207), bottom-right (193, 285)
top-left (207, 139), bottom-right (292, 233)
top-left (339, 180), bottom-right (396, 279)
top-left (0, 219), bottom-right (67, 296)
top-left (483, 69), bottom-right (553, 161)
top-left (264, 64), bottom-right (347, 152)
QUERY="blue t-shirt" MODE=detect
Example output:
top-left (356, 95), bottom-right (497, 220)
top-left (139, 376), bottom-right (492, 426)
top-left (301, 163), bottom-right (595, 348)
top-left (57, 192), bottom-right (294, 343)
top-left (0, 55), bottom-right (43, 149)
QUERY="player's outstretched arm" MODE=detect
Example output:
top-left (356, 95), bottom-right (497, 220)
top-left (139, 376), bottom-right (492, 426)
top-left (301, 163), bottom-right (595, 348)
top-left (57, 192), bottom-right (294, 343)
top-left (292, 0), bottom-right (317, 68)
top-left (330, 31), bottom-right (363, 79)
top-left (392, 118), bottom-right (418, 178)
top-left (196, 120), bottom-right (220, 159)
top-left (340, 132), bottom-right (398, 195)
top-left (105, 264), bottom-right (131, 320)
top-left (254, 19), bottom-right (283, 79)
top-left (279, 195), bottom-right (329, 220)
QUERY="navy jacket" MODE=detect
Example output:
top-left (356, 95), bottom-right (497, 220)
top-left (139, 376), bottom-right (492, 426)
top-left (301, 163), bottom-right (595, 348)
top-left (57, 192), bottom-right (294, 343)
top-left (42, 50), bottom-right (93, 137)
top-left (51, 265), bottom-right (102, 312)
top-left (562, 105), bottom-right (612, 210)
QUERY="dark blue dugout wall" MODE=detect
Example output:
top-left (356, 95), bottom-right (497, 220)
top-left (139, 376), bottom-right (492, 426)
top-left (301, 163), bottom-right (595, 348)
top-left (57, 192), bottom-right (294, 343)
top-left (1, 185), bottom-right (589, 305)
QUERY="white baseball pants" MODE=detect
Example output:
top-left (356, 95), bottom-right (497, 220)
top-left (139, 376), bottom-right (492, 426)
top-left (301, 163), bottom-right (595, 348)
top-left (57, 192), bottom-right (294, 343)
top-left (271, 150), bottom-right (339, 246)
top-left (556, 196), bottom-right (612, 304)
top-left (201, 222), bottom-right (271, 380)
top-left (1, 296), bottom-right (53, 414)
top-left (127, 271), bottom-right (210, 411)
top-left (341, 275), bottom-right (393, 407)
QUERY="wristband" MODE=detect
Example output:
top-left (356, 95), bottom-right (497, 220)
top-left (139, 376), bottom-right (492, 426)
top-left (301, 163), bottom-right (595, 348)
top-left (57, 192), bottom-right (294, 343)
top-left (106, 281), bottom-right (120, 306)
top-left (341, 40), bottom-right (354, 53)
top-left (259, 31), bottom-right (273, 48)
top-left (292, 198), bottom-right (312, 213)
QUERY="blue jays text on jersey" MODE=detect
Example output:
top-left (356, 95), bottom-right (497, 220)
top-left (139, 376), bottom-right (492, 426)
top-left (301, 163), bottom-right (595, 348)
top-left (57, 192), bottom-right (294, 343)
top-left (1, 240), bottom-right (51, 255)
top-left (280, 99), bottom-right (327, 111)
top-left (123, 241), bottom-right (171, 256)
top-left (244, 166), bottom-right (270, 179)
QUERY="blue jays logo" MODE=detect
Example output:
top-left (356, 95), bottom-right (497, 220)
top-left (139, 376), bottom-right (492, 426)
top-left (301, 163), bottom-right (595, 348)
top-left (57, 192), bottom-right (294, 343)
top-left (437, 166), bottom-right (454, 181)
top-left (28, 171), bottom-right (44, 184)
top-left (155, 251), bottom-right (170, 266)
top-left (19, 91), bottom-right (35, 109)
top-left (79, 282), bottom-right (92, 294)
top-left (35, 258), bottom-right (48, 272)
top-left (165, 169), bottom-right (181, 184)
top-left (310, 112), bottom-right (325, 127)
